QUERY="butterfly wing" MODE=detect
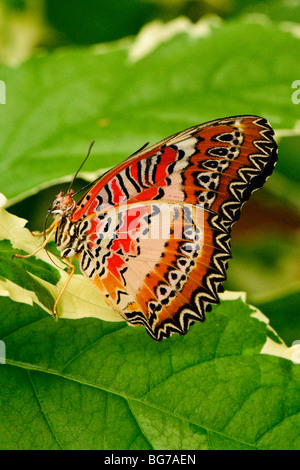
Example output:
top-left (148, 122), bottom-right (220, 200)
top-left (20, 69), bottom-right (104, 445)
top-left (71, 115), bottom-right (277, 340)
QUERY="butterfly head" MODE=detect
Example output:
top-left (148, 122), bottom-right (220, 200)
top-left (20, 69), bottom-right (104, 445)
top-left (49, 189), bottom-right (76, 219)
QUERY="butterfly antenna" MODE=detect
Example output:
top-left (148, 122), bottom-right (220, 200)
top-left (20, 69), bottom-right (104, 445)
top-left (128, 141), bottom-right (149, 157)
top-left (72, 141), bottom-right (150, 199)
top-left (72, 177), bottom-right (102, 198)
top-left (67, 141), bottom-right (95, 193)
top-left (43, 208), bottom-right (52, 241)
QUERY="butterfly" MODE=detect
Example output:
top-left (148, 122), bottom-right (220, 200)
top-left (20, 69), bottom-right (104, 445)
top-left (15, 115), bottom-right (277, 341)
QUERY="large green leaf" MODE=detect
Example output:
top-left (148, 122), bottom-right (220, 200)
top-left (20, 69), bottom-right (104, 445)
top-left (1, 12), bottom-right (300, 451)
top-left (1, 294), bottom-right (299, 450)
top-left (1, 17), bottom-right (300, 206)
top-left (0, 207), bottom-right (299, 450)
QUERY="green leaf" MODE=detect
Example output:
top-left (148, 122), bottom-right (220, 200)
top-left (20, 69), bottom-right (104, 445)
top-left (0, 241), bottom-right (55, 311)
top-left (0, 294), bottom-right (299, 450)
top-left (0, 209), bottom-right (299, 450)
top-left (1, 17), bottom-right (300, 205)
top-left (1, 239), bottom-right (60, 285)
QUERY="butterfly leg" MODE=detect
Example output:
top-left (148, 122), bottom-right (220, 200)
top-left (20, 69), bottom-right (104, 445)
top-left (12, 226), bottom-right (56, 260)
top-left (52, 257), bottom-right (75, 319)
top-left (32, 220), bottom-right (56, 237)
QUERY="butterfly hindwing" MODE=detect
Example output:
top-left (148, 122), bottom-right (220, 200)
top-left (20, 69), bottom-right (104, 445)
top-left (71, 115), bottom-right (277, 340)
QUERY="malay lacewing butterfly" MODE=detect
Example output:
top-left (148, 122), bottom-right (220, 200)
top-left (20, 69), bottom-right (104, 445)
top-left (15, 115), bottom-right (277, 340)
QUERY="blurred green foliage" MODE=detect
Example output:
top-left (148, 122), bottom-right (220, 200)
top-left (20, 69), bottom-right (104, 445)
top-left (44, 0), bottom-right (158, 45)
top-left (2, 0), bottom-right (292, 54)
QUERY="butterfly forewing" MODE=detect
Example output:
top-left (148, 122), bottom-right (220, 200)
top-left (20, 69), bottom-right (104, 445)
top-left (67, 115), bottom-right (277, 340)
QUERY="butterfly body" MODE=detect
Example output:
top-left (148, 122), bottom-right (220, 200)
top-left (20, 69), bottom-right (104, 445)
top-left (48, 115), bottom-right (277, 340)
